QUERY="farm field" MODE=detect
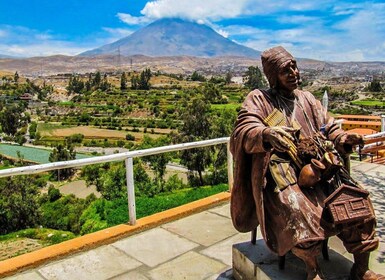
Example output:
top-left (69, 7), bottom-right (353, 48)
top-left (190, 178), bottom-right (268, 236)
top-left (38, 123), bottom-right (164, 141)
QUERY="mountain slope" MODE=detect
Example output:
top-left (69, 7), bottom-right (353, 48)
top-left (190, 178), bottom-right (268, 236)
top-left (80, 18), bottom-right (260, 58)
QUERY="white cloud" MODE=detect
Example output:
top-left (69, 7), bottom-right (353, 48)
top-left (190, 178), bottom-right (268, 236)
top-left (213, 1), bottom-right (385, 61)
top-left (140, 0), bottom-right (251, 21)
top-left (117, 13), bottom-right (151, 25)
top-left (216, 29), bottom-right (229, 38)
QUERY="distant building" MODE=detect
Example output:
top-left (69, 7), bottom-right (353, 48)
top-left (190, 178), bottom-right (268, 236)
top-left (335, 115), bottom-right (382, 133)
top-left (231, 76), bottom-right (243, 85)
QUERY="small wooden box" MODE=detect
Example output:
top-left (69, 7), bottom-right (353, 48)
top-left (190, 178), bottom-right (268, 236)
top-left (324, 184), bottom-right (373, 224)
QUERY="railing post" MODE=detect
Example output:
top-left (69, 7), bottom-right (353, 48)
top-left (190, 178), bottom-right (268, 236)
top-left (125, 157), bottom-right (136, 225)
top-left (227, 141), bottom-right (234, 192)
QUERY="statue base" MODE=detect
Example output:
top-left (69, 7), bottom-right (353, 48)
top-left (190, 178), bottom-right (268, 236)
top-left (232, 239), bottom-right (352, 280)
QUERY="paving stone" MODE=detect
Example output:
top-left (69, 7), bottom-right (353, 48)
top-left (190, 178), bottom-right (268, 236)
top-left (38, 245), bottom-right (141, 280)
top-left (148, 251), bottom-right (226, 280)
top-left (367, 241), bottom-right (385, 274)
top-left (351, 162), bottom-right (377, 172)
top-left (112, 227), bottom-right (198, 268)
top-left (109, 271), bottom-right (150, 280)
top-left (200, 232), bottom-right (250, 266)
top-left (208, 203), bottom-right (231, 218)
top-left (162, 211), bottom-right (238, 246)
top-left (3, 271), bottom-right (45, 280)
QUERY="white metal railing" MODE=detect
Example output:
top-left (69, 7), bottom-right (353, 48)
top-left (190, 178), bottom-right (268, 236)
top-left (0, 137), bottom-right (233, 225)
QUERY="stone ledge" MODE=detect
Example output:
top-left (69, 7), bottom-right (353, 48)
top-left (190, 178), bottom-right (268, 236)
top-left (232, 240), bottom-right (353, 280)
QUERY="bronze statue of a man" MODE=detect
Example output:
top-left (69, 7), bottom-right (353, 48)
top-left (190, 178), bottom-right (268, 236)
top-left (230, 46), bottom-right (384, 280)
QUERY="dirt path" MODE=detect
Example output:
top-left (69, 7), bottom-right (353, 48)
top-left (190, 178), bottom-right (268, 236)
top-left (0, 239), bottom-right (43, 261)
top-left (59, 180), bottom-right (101, 199)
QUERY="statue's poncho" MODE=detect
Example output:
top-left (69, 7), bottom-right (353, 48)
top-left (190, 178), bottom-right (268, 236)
top-left (230, 88), bottom-right (347, 255)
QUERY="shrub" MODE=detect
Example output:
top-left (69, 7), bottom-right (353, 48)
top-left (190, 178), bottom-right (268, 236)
top-left (126, 133), bottom-right (135, 141)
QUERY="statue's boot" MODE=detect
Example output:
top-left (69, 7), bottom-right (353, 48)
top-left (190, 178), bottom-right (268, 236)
top-left (350, 252), bottom-right (385, 280)
top-left (292, 246), bottom-right (324, 280)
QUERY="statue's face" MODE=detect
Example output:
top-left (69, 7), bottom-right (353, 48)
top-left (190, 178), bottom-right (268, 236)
top-left (277, 60), bottom-right (300, 92)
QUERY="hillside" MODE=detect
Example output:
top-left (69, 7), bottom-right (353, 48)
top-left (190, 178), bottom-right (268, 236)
top-left (80, 18), bottom-right (260, 58)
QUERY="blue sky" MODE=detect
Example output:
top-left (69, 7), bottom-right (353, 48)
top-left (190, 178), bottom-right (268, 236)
top-left (0, 0), bottom-right (384, 61)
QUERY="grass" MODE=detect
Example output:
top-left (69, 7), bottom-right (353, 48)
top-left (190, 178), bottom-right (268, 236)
top-left (211, 103), bottom-right (240, 111)
top-left (351, 100), bottom-right (385, 107)
top-left (105, 184), bottom-right (229, 227)
top-left (37, 122), bottom-right (72, 133)
top-left (0, 228), bottom-right (76, 260)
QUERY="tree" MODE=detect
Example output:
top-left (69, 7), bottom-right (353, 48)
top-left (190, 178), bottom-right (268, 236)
top-left (100, 74), bottom-right (111, 91)
top-left (208, 109), bottom-right (237, 184)
top-left (190, 71), bottom-right (206, 82)
top-left (98, 164), bottom-right (127, 200)
top-left (203, 82), bottom-right (221, 103)
top-left (14, 71), bottom-right (19, 83)
top-left (67, 75), bottom-right (85, 93)
top-left (120, 72), bottom-right (127, 90)
top-left (0, 104), bottom-right (27, 136)
top-left (243, 66), bottom-right (265, 90)
top-left (139, 135), bottom-right (171, 191)
top-left (0, 176), bottom-right (41, 234)
top-left (49, 144), bottom-right (76, 180)
top-left (93, 72), bottom-right (101, 88)
top-left (131, 69), bottom-right (151, 90)
top-left (368, 80), bottom-right (382, 92)
top-left (225, 71), bottom-right (232, 84)
top-left (177, 96), bottom-right (212, 186)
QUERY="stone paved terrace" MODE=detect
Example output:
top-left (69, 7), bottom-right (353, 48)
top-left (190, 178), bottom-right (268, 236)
top-left (1, 160), bottom-right (384, 280)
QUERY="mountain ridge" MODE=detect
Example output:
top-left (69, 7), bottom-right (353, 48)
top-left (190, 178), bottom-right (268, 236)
top-left (80, 18), bottom-right (261, 58)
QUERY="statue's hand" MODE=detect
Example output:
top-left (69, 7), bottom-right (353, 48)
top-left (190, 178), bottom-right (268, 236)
top-left (263, 126), bottom-right (297, 152)
top-left (340, 133), bottom-right (364, 147)
top-left (337, 133), bottom-right (364, 154)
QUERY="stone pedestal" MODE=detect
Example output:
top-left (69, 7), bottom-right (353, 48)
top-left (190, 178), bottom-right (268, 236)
top-left (232, 240), bottom-right (352, 280)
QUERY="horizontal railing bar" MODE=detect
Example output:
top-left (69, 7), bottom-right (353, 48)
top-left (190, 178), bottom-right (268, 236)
top-left (364, 131), bottom-right (385, 139)
top-left (0, 137), bottom-right (230, 178)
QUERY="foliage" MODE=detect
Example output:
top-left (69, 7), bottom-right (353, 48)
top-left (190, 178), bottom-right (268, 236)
top-left (98, 163), bottom-right (127, 200)
top-left (65, 133), bottom-right (84, 145)
top-left (48, 143), bottom-right (76, 180)
top-left (139, 135), bottom-right (172, 191)
top-left (0, 176), bottom-right (41, 234)
top-left (225, 71), bottom-right (232, 84)
top-left (177, 96), bottom-right (212, 186)
top-left (125, 133), bottom-right (135, 141)
top-left (131, 69), bottom-right (152, 90)
top-left (0, 228), bottom-right (76, 244)
top-left (202, 82), bottom-right (222, 103)
top-left (190, 71), bottom-right (206, 82)
top-left (243, 66), bottom-right (265, 90)
top-left (367, 79), bottom-right (382, 92)
top-left (120, 72), bottom-right (127, 90)
top-left (47, 185), bottom-right (62, 202)
top-left (29, 121), bottom-right (38, 139)
top-left (0, 104), bottom-right (28, 136)
top-left (67, 75), bottom-right (85, 93)
top-left (133, 160), bottom-right (156, 197)
top-left (14, 71), bottom-right (19, 83)
top-left (79, 183), bottom-right (228, 234)
top-left (39, 194), bottom-right (95, 234)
